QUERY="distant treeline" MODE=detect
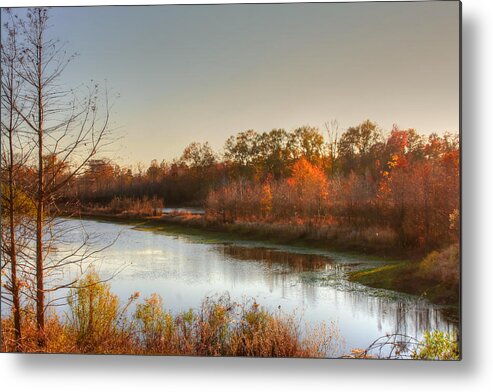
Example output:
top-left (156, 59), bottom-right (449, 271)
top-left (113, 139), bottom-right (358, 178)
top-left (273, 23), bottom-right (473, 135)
top-left (64, 120), bottom-right (459, 252)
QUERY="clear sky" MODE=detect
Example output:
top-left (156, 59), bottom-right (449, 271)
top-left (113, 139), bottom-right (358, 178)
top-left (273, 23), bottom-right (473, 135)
top-left (39, 2), bottom-right (459, 164)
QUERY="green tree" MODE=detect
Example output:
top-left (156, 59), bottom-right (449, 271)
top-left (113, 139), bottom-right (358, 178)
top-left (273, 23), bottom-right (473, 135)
top-left (256, 129), bottom-right (290, 179)
top-left (224, 130), bottom-right (260, 179)
top-left (288, 126), bottom-right (326, 166)
top-left (338, 120), bottom-right (382, 174)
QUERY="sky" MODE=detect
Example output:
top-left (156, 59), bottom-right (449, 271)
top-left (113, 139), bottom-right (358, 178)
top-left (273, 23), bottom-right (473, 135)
top-left (20, 2), bottom-right (460, 164)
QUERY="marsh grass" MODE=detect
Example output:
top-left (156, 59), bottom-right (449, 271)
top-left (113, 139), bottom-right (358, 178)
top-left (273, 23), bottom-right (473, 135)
top-left (419, 243), bottom-right (459, 287)
top-left (1, 271), bottom-right (340, 357)
top-left (82, 196), bottom-right (164, 218)
top-left (349, 243), bottom-right (460, 309)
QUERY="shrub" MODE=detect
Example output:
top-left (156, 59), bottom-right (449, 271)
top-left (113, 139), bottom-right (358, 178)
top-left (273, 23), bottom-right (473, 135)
top-left (134, 293), bottom-right (176, 353)
top-left (419, 243), bottom-right (459, 286)
top-left (3, 272), bottom-right (339, 357)
top-left (67, 270), bottom-right (124, 352)
top-left (412, 330), bottom-right (459, 360)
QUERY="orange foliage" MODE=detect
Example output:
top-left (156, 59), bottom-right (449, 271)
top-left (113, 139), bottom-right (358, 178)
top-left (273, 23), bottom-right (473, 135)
top-left (290, 157), bottom-right (329, 199)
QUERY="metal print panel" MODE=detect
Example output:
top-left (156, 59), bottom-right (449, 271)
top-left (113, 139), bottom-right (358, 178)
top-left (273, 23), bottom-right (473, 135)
top-left (0, 1), bottom-right (461, 359)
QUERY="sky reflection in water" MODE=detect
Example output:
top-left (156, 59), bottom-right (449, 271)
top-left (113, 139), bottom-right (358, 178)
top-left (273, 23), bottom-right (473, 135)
top-left (50, 218), bottom-right (456, 355)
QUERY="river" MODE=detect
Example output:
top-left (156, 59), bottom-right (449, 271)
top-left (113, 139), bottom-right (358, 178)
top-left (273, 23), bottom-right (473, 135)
top-left (48, 217), bottom-right (456, 357)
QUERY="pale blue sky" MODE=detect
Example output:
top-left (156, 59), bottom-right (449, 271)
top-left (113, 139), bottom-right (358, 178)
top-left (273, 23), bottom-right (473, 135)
top-left (39, 2), bottom-right (459, 164)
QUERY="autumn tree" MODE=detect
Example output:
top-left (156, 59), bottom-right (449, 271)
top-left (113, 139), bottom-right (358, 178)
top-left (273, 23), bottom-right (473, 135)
top-left (289, 157), bottom-right (329, 219)
top-left (146, 159), bottom-right (163, 183)
top-left (378, 131), bottom-right (459, 249)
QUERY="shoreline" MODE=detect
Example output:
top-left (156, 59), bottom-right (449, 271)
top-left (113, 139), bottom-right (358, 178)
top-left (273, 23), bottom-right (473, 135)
top-left (71, 211), bottom-right (413, 259)
top-left (65, 211), bottom-right (459, 315)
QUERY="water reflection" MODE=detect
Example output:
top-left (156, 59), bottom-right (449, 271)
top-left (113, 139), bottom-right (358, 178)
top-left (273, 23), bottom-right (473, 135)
top-left (219, 245), bottom-right (331, 272)
top-left (46, 218), bottom-right (456, 355)
top-left (218, 244), bottom-right (454, 334)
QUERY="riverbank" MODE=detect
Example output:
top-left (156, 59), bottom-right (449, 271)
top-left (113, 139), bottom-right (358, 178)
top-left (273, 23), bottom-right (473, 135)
top-left (69, 211), bottom-right (459, 313)
top-left (74, 211), bottom-right (410, 258)
top-left (348, 263), bottom-right (460, 322)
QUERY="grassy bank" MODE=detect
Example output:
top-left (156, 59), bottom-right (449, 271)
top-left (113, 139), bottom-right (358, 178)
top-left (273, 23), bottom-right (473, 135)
top-left (73, 211), bottom-right (408, 260)
top-left (348, 245), bottom-right (460, 321)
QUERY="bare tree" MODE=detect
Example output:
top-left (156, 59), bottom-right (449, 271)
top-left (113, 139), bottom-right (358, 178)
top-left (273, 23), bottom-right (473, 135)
top-left (12, 7), bottom-right (113, 346)
top-left (0, 9), bottom-right (37, 351)
top-left (1, 9), bottom-right (23, 351)
top-left (324, 119), bottom-right (339, 175)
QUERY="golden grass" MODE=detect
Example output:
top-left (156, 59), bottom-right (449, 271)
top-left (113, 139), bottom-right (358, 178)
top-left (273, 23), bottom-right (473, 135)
top-left (2, 272), bottom-right (341, 357)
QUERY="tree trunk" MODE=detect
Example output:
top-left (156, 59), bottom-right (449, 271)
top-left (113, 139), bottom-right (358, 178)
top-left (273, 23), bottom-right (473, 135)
top-left (35, 17), bottom-right (46, 347)
top-left (8, 84), bottom-right (22, 351)
top-left (35, 186), bottom-right (45, 347)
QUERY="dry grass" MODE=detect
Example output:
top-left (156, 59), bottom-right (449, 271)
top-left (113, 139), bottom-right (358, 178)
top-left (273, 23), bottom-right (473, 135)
top-left (213, 219), bottom-right (400, 254)
top-left (83, 196), bottom-right (164, 218)
top-left (419, 243), bottom-right (460, 286)
top-left (1, 272), bottom-right (340, 357)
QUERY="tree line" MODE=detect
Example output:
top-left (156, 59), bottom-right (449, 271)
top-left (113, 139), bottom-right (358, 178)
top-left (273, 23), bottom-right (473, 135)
top-left (71, 120), bottom-right (459, 253)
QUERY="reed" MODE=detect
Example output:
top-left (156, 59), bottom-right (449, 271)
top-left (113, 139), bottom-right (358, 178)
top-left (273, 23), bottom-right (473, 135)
top-left (1, 271), bottom-right (340, 357)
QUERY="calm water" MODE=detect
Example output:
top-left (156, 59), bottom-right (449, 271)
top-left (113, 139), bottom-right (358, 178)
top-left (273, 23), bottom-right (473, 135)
top-left (50, 218), bottom-right (456, 356)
